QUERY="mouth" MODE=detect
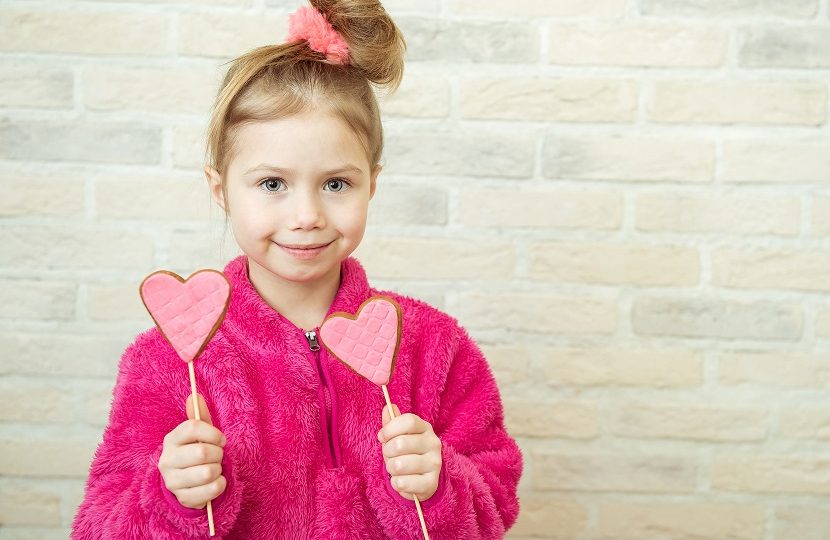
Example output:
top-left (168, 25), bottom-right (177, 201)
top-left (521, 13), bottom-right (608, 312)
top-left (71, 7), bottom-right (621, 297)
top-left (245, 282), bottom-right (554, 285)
top-left (275, 240), bottom-right (334, 250)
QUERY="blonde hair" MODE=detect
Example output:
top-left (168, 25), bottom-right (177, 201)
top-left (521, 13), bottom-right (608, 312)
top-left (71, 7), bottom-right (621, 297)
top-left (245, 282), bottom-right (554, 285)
top-left (204, 0), bottom-right (406, 209)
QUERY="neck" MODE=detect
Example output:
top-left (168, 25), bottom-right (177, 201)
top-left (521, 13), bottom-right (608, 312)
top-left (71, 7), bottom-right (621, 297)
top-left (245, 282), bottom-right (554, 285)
top-left (246, 257), bottom-right (342, 331)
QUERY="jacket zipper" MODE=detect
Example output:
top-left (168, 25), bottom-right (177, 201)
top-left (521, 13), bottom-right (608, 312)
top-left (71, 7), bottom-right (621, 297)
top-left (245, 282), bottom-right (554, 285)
top-left (304, 329), bottom-right (339, 469)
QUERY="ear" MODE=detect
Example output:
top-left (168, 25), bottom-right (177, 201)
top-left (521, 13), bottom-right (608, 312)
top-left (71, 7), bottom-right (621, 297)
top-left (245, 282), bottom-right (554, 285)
top-left (204, 165), bottom-right (226, 211)
top-left (369, 164), bottom-right (382, 200)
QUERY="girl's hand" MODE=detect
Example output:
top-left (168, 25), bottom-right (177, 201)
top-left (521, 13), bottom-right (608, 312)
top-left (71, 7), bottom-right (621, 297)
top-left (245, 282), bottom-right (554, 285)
top-left (158, 393), bottom-right (227, 509)
top-left (378, 404), bottom-right (442, 501)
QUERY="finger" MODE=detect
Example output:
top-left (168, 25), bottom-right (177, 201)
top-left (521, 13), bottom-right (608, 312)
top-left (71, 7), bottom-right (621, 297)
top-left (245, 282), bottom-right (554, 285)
top-left (381, 433), bottom-right (431, 459)
top-left (381, 403), bottom-right (401, 426)
top-left (389, 473), bottom-right (437, 498)
top-left (166, 462), bottom-right (223, 490)
top-left (171, 442), bottom-right (224, 469)
top-left (169, 419), bottom-right (226, 448)
top-left (173, 475), bottom-right (227, 509)
top-left (379, 413), bottom-right (428, 443)
top-left (186, 393), bottom-right (213, 425)
top-left (385, 454), bottom-right (431, 477)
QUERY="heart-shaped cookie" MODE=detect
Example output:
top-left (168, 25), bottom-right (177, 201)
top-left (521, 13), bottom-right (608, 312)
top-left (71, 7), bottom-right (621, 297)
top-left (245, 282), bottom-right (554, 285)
top-left (139, 269), bottom-right (231, 363)
top-left (319, 296), bottom-right (402, 386)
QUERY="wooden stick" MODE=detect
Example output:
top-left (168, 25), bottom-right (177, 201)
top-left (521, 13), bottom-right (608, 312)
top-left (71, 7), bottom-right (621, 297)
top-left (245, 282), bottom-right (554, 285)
top-left (188, 361), bottom-right (216, 537)
top-left (381, 384), bottom-right (430, 540)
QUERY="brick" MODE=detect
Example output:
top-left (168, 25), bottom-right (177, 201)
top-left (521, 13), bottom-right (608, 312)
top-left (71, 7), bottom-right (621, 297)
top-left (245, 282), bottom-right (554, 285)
top-left (636, 192), bottom-right (800, 236)
top-left (378, 75), bottom-right (450, 118)
top-left (0, 481), bottom-right (61, 526)
top-left (534, 452), bottom-right (697, 492)
top-left (78, 381), bottom-right (115, 427)
top-left (480, 345), bottom-right (530, 386)
top-left (461, 78), bottom-right (637, 122)
top-left (386, 131), bottom-right (535, 178)
top-left (510, 497), bottom-right (588, 537)
top-left (0, 333), bottom-right (125, 378)
top-left (609, 403), bottom-right (767, 441)
top-left (0, 382), bottom-right (73, 423)
top-left (459, 188), bottom-right (622, 230)
top-left (639, 0), bottom-right (818, 18)
top-left (0, 227), bottom-right (154, 270)
top-left (775, 506), bottom-right (830, 540)
top-left (381, 0), bottom-right (441, 12)
top-left (178, 12), bottom-right (287, 58)
top-left (818, 308), bottom-right (830, 337)
top-left (172, 124), bottom-right (208, 169)
top-left (712, 455), bottom-right (830, 495)
top-left (448, 0), bottom-right (625, 17)
top-left (0, 120), bottom-right (161, 165)
top-left (779, 407), bottom-right (830, 440)
top-left (0, 9), bottom-right (167, 55)
top-left (712, 248), bottom-right (830, 292)
top-left (543, 348), bottom-right (703, 388)
top-left (95, 174), bottom-right (212, 221)
top-left (719, 352), bottom-right (830, 389)
top-left (397, 17), bottom-right (539, 63)
top-left (633, 297), bottom-right (803, 340)
top-left (549, 23), bottom-right (726, 67)
top-left (367, 184), bottom-right (448, 226)
top-left (812, 197), bottom-right (830, 236)
top-left (0, 436), bottom-right (98, 477)
top-left (87, 283), bottom-right (152, 322)
top-left (504, 400), bottom-right (598, 438)
top-left (454, 293), bottom-right (617, 334)
top-left (0, 65), bottom-right (73, 108)
top-left (0, 526), bottom-right (72, 539)
top-left (0, 279), bottom-right (75, 321)
top-left (132, 0), bottom-right (248, 4)
top-left (355, 238), bottom-right (514, 279)
top-left (168, 231), bottom-right (242, 270)
top-left (597, 502), bottom-right (764, 540)
top-left (721, 140), bottom-right (830, 183)
top-left (529, 242), bottom-right (700, 286)
top-left (650, 81), bottom-right (827, 126)
top-left (0, 172), bottom-right (84, 217)
top-left (545, 136), bottom-right (714, 182)
top-left (83, 67), bottom-right (218, 114)
top-left (740, 27), bottom-right (830, 68)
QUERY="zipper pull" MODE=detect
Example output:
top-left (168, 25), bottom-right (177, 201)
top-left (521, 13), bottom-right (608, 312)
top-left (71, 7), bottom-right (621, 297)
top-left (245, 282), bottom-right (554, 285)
top-left (305, 330), bottom-right (320, 351)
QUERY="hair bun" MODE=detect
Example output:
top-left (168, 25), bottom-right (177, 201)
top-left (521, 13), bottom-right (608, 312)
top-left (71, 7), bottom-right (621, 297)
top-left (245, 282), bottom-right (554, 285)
top-left (310, 0), bottom-right (406, 91)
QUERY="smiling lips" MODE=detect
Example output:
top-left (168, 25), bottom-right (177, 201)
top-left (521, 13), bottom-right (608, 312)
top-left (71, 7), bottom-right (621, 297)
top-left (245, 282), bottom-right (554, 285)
top-left (276, 240), bottom-right (333, 260)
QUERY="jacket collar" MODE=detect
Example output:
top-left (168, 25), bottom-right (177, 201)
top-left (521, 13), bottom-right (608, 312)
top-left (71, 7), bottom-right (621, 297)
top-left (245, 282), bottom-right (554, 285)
top-left (220, 254), bottom-right (372, 348)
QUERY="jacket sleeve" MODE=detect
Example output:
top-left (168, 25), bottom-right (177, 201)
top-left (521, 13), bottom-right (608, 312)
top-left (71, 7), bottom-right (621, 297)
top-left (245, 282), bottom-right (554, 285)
top-left (70, 330), bottom-right (244, 539)
top-left (367, 316), bottom-right (523, 539)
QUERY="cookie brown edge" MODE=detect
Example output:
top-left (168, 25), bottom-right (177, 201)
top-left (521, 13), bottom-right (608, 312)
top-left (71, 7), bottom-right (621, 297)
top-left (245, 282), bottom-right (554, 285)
top-left (138, 269), bottom-right (232, 363)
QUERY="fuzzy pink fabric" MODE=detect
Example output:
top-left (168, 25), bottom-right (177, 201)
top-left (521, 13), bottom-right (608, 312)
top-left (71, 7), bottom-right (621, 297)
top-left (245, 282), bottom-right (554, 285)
top-left (287, 6), bottom-right (350, 65)
top-left (71, 255), bottom-right (523, 539)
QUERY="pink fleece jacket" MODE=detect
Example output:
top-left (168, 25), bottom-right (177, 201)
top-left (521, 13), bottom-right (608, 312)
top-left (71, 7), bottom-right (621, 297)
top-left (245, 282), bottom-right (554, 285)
top-left (71, 255), bottom-right (523, 539)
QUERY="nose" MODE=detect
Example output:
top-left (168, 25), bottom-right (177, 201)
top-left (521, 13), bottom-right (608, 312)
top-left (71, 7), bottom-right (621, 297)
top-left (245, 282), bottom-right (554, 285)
top-left (290, 188), bottom-right (326, 230)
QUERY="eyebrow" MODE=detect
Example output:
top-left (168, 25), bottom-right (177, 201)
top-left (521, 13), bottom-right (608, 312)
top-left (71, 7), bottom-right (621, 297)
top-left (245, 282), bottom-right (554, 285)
top-left (243, 163), bottom-right (364, 176)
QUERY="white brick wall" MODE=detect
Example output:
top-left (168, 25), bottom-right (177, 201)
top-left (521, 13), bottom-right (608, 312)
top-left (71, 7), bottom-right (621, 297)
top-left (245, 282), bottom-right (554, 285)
top-left (1, 0), bottom-right (829, 538)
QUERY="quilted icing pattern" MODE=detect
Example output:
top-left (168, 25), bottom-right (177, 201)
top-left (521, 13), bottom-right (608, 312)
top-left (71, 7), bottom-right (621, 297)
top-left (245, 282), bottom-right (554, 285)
top-left (139, 269), bottom-right (231, 363)
top-left (319, 296), bottom-right (401, 386)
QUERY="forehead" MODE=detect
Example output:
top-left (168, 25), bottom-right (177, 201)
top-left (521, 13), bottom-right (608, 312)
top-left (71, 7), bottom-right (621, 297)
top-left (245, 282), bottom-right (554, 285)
top-left (228, 111), bottom-right (369, 173)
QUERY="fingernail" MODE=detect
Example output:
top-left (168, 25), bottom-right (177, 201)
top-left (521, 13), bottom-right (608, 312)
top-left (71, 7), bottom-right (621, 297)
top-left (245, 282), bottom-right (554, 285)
top-left (220, 436), bottom-right (227, 446)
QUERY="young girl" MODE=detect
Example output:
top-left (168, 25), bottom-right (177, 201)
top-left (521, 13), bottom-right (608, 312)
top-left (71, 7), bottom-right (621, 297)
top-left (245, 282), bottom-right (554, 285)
top-left (71, 1), bottom-right (522, 538)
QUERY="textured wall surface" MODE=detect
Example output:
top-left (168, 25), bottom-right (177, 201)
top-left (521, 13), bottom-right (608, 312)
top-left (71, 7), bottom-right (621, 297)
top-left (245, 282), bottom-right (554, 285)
top-left (1, 0), bottom-right (829, 538)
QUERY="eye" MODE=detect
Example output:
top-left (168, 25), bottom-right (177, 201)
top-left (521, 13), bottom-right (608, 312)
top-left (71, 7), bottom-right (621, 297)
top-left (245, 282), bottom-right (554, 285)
top-left (260, 178), bottom-right (285, 192)
top-left (325, 178), bottom-right (350, 192)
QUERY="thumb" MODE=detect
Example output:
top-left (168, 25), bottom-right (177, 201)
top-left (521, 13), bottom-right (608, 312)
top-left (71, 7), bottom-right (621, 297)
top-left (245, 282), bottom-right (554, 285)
top-left (381, 403), bottom-right (401, 427)
top-left (186, 393), bottom-right (213, 426)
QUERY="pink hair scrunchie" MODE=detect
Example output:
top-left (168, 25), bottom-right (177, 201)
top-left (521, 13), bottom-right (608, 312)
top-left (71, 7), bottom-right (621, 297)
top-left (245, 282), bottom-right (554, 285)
top-left (286, 5), bottom-right (350, 65)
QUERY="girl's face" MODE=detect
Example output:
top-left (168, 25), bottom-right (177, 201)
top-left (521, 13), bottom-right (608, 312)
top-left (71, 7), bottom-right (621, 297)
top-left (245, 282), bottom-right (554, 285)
top-left (205, 110), bottom-right (380, 287)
